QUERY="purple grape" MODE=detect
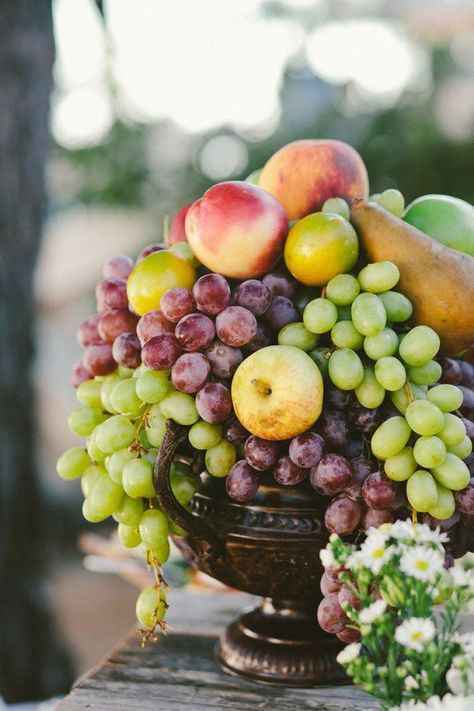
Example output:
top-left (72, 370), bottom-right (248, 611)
top-left (325, 385), bottom-right (353, 410)
top-left (460, 361), bottom-right (474, 388)
top-left (350, 402), bottom-right (383, 434)
top-left (242, 322), bottom-right (273, 355)
top-left (392, 482), bottom-right (409, 511)
top-left (439, 357), bottom-right (462, 385)
top-left (341, 438), bottom-right (364, 459)
top-left (320, 572), bottom-right (341, 595)
top-left (112, 332), bottom-right (141, 369)
top-left (97, 309), bottom-right (139, 344)
top-left (465, 454), bottom-right (474, 476)
top-left (160, 288), bottom-right (196, 323)
top-left (423, 510), bottom-right (461, 531)
top-left (274, 456), bottom-right (307, 485)
top-left (171, 353), bottom-right (211, 394)
top-left (95, 279), bottom-right (129, 313)
top-left (225, 419), bottom-right (250, 445)
top-left (262, 269), bottom-right (297, 299)
top-left (264, 296), bottom-right (298, 332)
top-left (103, 254), bottom-right (134, 281)
top-left (137, 243), bottom-right (166, 261)
top-left (318, 411), bottom-right (349, 449)
top-left (195, 382), bottom-right (232, 424)
top-left (363, 507), bottom-right (394, 529)
top-left (244, 436), bottom-right (279, 471)
top-left (324, 495), bottom-right (362, 535)
top-left (141, 333), bottom-right (182, 370)
top-left (337, 626), bottom-right (361, 643)
top-left (77, 314), bottom-right (103, 347)
top-left (344, 457), bottom-right (372, 501)
top-left (454, 478), bottom-right (474, 514)
top-left (459, 386), bottom-right (474, 419)
top-left (136, 309), bottom-right (174, 345)
top-left (193, 273), bottom-right (231, 315)
top-left (205, 340), bottom-right (243, 379)
top-left (215, 306), bottom-right (257, 347)
top-left (362, 471), bottom-right (395, 510)
top-left (289, 432), bottom-right (325, 468)
top-left (226, 461), bottom-right (260, 502)
top-left (310, 454), bottom-right (353, 496)
top-left (234, 280), bottom-right (272, 316)
top-left (71, 360), bottom-right (92, 388)
top-left (83, 343), bottom-right (116, 376)
top-left (175, 313), bottom-right (215, 352)
top-left (317, 593), bottom-right (347, 634)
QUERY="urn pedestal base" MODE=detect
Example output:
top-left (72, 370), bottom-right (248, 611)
top-left (216, 598), bottom-right (348, 687)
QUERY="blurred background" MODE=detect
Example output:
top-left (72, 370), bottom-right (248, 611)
top-left (1, 0), bottom-right (474, 704)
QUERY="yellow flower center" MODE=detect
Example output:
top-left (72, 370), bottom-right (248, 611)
top-left (372, 548), bottom-right (385, 559)
top-left (411, 631), bottom-right (422, 641)
top-left (415, 560), bottom-right (428, 570)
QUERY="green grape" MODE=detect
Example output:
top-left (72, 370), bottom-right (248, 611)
top-left (139, 509), bottom-right (169, 548)
top-left (354, 366), bottom-right (386, 408)
top-left (375, 189), bottom-right (405, 217)
top-left (139, 427), bottom-right (152, 450)
top-left (168, 518), bottom-right (188, 537)
top-left (87, 427), bottom-right (108, 463)
top-left (188, 421), bottom-right (222, 450)
top-left (118, 366), bottom-right (135, 378)
top-left (330, 321), bottom-right (364, 350)
top-left (374, 356), bottom-right (406, 392)
top-left (406, 470), bottom-right (438, 512)
top-left (438, 413), bottom-right (467, 448)
top-left (159, 391), bottom-right (199, 426)
top-left (358, 261), bottom-right (400, 293)
top-left (122, 458), bottom-right (156, 499)
top-left (171, 463), bottom-right (199, 506)
top-left (114, 494), bottom-right (145, 526)
top-left (322, 197), bottom-right (350, 220)
top-left (135, 369), bottom-right (169, 404)
top-left (171, 241), bottom-right (200, 268)
top-left (143, 448), bottom-right (159, 467)
top-left (326, 274), bottom-right (360, 306)
top-left (351, 293), bottom-right (386, 336)
top-left (371, 416), bottom-right (411, 459)
top-left (308, 346), bottom-right (331, 377)
top-left (369, 193), bottom-right (381, 203)
top-left (399, 326), bottom-right (440, 367)
top-left (328, 348), bottom-right (364, 391)
top-left (96, 415), bottom-right (136, 453)
top-left (118, 523), bottom-right (141, 548)
top-left (76, 379), bottom-right (103, 409)
top-left (390, 382), bottom-right (427, 415)
top-left (68, 407), bottom-right (107, 437)
top-left (448, 436), bottom-right (473, 460)
top-left (294, 287), bottom-right (319, 313)
top-left (136, 586), bottom-right (166, 628)
top-left (337, 305), bottom-right (352, 321)
top-left (278, 322), bottom-right (318, 352)
top-left (405, 400), bottom-right (444, 436)
top-left (432, 453), bottom-right (470, 490)
top-left (89, 474), bottom-right (124, 517)
top-left (205, 440), bottom-right (237, 478)
top-left (413, 436), bottom-right (447, 469)
top-left (100, 373), bottom-right (121, 414)
top-left (384, 446), bottom-right (417, 482)
top-left (303, 298), bottom-right (338, 334)
top-left (81, 464), bottom-right (107, 497)
top-left (148, 539), bottom-right (171, 565)
top-left (428, 483), bottom-right (456, 521)
top-left (110, 378), bottom-right (143, 415)
top-left (108, 448), bottom-right (136, 484)
top-left (145, 403), bottom-right (168, 447)
top-left (378, 291), bottom-right (413, 322)
top-left (407, 360), bottom-right (442, 386)
top-left (82, 497), bottom-right (107, 523)
top-left (56, 447), bottom-right (90, 480)
top-left (363, 328), bottom-right (399, 360)
top-left (426, 384), bottom-right (463, 413)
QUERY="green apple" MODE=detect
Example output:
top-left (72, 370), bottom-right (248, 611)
top-left (231, 345), bottom-right (323, 440)
top-left (404, 194), bottom-right (474, 257)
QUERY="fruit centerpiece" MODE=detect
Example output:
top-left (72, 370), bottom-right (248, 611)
top-left (58, 139), bottom-right (474, 687)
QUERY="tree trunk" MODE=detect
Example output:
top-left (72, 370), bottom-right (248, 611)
top-left (0, 1), bottom-right (73, 701)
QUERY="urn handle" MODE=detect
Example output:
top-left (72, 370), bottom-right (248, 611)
top-left (153, 419), bottom-right (222, 550)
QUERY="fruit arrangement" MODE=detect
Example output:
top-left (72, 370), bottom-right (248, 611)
top-left (57, 138), bottom-right (474, 641)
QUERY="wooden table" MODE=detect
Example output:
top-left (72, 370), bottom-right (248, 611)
top-left (59, 587), bottom-right (377, 711)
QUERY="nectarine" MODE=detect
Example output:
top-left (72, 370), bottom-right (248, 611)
top-left (168, 203), bottom-right (191, 245)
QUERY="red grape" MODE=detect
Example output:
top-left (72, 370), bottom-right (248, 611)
top-left (274, 456), bottom-right (307, 485)
top-left (98, 309), bottom-right (139, 344)
top-left (225, 418), bottom-right (250, 445)
top-left (175, 313), bottom-right (215, 352)
top-left (325, 385), bottom-right (353, 410)
top-left (137, 243), bottom-right (166, 261)
top-left (226, 461), bottom-right (260, 502)
top-left (244, 436), bottom-right (279, 471)
top-left (103, 254), bottom-right (134, 281)
top-left (96, 279), bottom-right (128, 313)
top-left (325, 495), bottom-right (362, 535)
top-left (423, 510), bottom-right (460, 531)
top-left (363, 507), bottom-right (394, 529)
top-left (362, 471), bottom-right (395, 510)
top-left (350, 402), bottom-right (383, 434)
top-left (141, 333), bottom-right (182, 370)
top-left (289, 432), bottom-right (325, 468)
top-left (338, 583), bottom-right (360, 611)
top-left (439, 357), bottom-right (462, 385)
top-left (262, 269), bottom-right (297, 299)
top-left (71, 360), bottom-right (92, 387)
top-left (77, 314), bottom-right (103, 347)
top-left (193, 273), bottom-right (231, 315)
top-left (337, 627), bottom-right (361, 643)
top-left (160, 288), bottom-right (196, 323)
top-left (242, 322), bottom-right (273, 355)
top-left (112, 332), bottom-right (141, 369)
top-left (459, 386), bottom-right (474, 419)
top-left (205, 340), bottom-right (243, 379)
top-left (195, 382), bottom-right (231, 423)
top-left (318, 411), bottom-right (349, 449)
top-left (215, 306), bottom-right (257, 347)
top-left (317, 592), bottom-right (347, 634)
top-left (454, 478), bottom-right (474, 514)
top-left (344, 457), bottom-right (373, 501)
top-left (234, 279), bottom-right (272, 316)
top-left (310, 454), bottom-right (353, 496)
top-left (171, 353), bottom-right (211, 394)
top-left (137, 309), bottom-right (173, 345)
top-left (342, 438), bottom-right (364, 459)
top-left (462, 418), bottom-right (474, 444)
top-left (264, 296), bottom-right (298, 332)
top-left (83, 343), bottom-right (115, 376)
top-left (320, 572), bottom-right (341, 595)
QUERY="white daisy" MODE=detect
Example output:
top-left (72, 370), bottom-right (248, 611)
top-left (453, 632), bottom-right (474, 656)
top-left (451, 565), bottom-right (474, 589)
top-left (391, 696), bottom-right (474, 711)
top-left (336, 641), bottom-right (361, 665)
top-left (388, 519), bottom-right (448, 545)
top-left (446, 667), bottom-right (465, 695)
top-left (400, 545), bottom-right (444, 583)
top-left (358, 599), bottom-right (387, 625)
top-left (320, 547), bottom-right (336, 570)
top-left (404, 675), bottom-right (419, 691)
top-left (395, 617), bottom-right (436, 652)
top-left (358, 529), bottom-right (393, 574)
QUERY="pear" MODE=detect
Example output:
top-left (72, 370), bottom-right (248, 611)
top-left (350, 200), bottom-right (474, 358)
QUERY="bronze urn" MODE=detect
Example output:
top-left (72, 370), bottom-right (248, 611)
top-left (154, 421), bottom-right (346, 687)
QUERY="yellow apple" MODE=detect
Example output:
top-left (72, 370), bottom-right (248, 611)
top-left (231, 345), bottom-right (323, 440)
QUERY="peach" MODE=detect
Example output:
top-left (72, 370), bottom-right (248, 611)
top-left (259, 139), bottom-right (369, 220)
top-left (185, 181), bottom-right (288, 279)
top-left (168, 203), bottom-right (191, 245)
